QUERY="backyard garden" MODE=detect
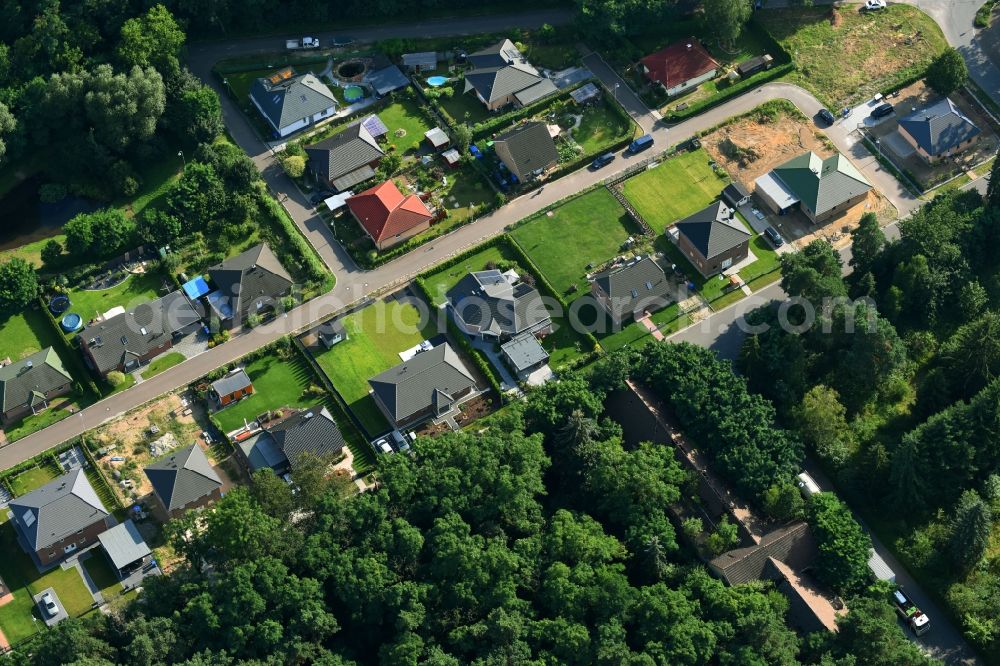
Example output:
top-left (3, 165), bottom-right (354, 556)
top-left (621, 148), bottom-right (730, 230)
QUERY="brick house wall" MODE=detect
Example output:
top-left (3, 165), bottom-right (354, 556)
top-left (677, 233), bottom-right (750, 278)
top-left (1, 381), bottom-right (73, 425)
top-left (157, 486), bottom-right (223, 521)
top-left (37, 518), bottom-right (109, 566)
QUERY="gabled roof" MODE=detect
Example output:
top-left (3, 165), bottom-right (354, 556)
top-left (346, 180), bottom-right (434, 244)
top-left (264, 405), bottom-right (346, 469)
top-left (80, 290), bottom-right (204, 375)
top-left (361, 114), bottom-right (389, 138)
top-left (709, 521), bottom-right (815, 586)
top-left (305, 121), bottom-right (384, 191)
top-left (369, 343), bottom-right (476, 423)
top-left (10, 469), bottom-right (108, 551)
top-left (0, 348), bottom-right (72, 414)
top-left (464, 39), bottom-right (545, 105)
top-left (249, 69), bottom-right (336, 132)
top-left (722, 182), bottom-right (751, 207)
top-left (772, 152), bottom-right (872, 217)
top-left (640, 38), bottom-right (720, 89)
top-left (402, 52), bottom-right (438, 69)
top-left (208, 243), bottom-right (293, 320)
top-left (447, 270), bottom-right (549, 336)
top-left (898, 98), bottom-right (981, 156)
top-left (144, 444), bottom-right (222, 512)
top-left (593, 257), bottom-right (673, 320)
top-left (364, 64), bottom-right (409, 96)
top-left (675, 200), bottom-right (751, 260)
top-left (210, 369), bottom-right (252, 397)
top-left (98, 519), bottom-right (151, 570)
top-left (493, 121), bottom-right (559, 181)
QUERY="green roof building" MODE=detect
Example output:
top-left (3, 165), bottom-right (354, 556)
top-left (758, 152), bottom-right (872, 224)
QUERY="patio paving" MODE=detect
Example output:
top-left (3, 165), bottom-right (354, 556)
top-left (32, 588), bottom-right (68, 627)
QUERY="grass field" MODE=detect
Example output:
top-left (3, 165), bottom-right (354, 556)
top-left (81, 554), bottom-right (122, 602)
top-left (64, 271), bottom-right (166, 329)
top-left (569, 102), bottom-right (634, 154)
top-left (511, 189), bottom-right (638, 300)
top-left (758, 4), bottom-right (948, 108)
top-left (4, 402), bottom-right (81, 443)
top-left (314, 300), bottom-right (437, 436)
top-left (8, 464), bottom-right (59, 496)
top-left (214, 353), bottom-right (320, 433)
top-left (0, 522), bottom-right (95, 644)
top-left (0, 234), bottom-right (66, 269)
top-left (380, 95), bottom-right (435, 155)
top-left (437, 85), bottom-right (493, 125)
top-left (622, 149), bottom-right (729, 230)
top-left (141, 352), bottom-right (185, 380)
top-left (422, 246), bottom-right (513, 307)
top-left (423, 162), bottom-right (493, 225)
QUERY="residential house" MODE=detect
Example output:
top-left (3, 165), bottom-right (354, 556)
top-left (402, 52), bottom-right (438, 72)
top-left (674, 200), bottom-right (752, 277)
top-left (446, 269), bottom-right (551, 341)
top-left (364, 57), bottom-right (410, 96)
top-left (756, 151), bottom-right (872, 224)
top-left (639, 39), bottom-right (720, 97)
top-left (97, 520), bottom-right (152, 578)
top-left (305, 121), bottom-right (385, 192)
top-left (591, 257), bottom-right (674, 325)
top-left (494, 121), bottom-right (559, 182)
top-left (369, 342), bottom-right (477, 428)
top-left (500, 332), bottom-right (549, 379)
top-left (210, 369), bottom-right (254, 408)
top-left (80, 290), bottom-right (204, 379)
top-left (898, 98), bottom-right (981, 163)
top-left (237, 405), bottom-right (346, 476)
top-left (206, 243), bottom-right (293, 329)
top-left (463, 39), bottom-right (558, 110)
top-left (0, 348), bottom-right (73, 425)
top-left (9, 469), bottom-right (110, 566)
top-left (346, 180), bottom-right (435, 250)
top-left (144, 444), bottom-right (223, 519)
top-left (249, 68), bottom-right (337, 138)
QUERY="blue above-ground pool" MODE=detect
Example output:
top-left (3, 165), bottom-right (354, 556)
top-left (60, 312), bottom-right (83, 333)
top-left (426, 75), bottom-right (449, 87)
top-left (344, 85), bottom-right (365, 102)
top-left (49, 295), bottom-right (70, 316)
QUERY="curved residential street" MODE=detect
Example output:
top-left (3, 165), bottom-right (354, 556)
top-left (0, 7), bottom-right (993, 663)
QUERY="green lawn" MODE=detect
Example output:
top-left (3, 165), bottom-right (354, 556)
top-left (214, 353), bottom-right (320, 433)
top-left (81, 554), bottom-right (122, 601)
top-left (4, 401), bottom-right (81, 443)
top-left (738, 235), bottom-right (781, 284)
top-left (422, 246), bottom-right (513, 307)
top-left (0, 234), bottom-right (66, 269)
top-left (141, 352), bottom-right (185, 380)
top-left (437, 85), bottom-right (493, 125)
top-left (314, 300), bottom-right (437, 436)
top-left (428, 163), bottom-right (493, 224)
top-left (569, 102), bottom-right (633, 155)
top-left (0, 522), bottom-right (95, 644)
top-left (380, 95), bottom-right (435, 155)
top-left (64, 270), bottom-right (167, 327)
top-left (622, 149), bottom-right (729, 230)
top-left (511, 189), bottom-right (638, 300)
top-left (596, 302), bottom-right (691, 352)
top-left (8, 465), bottom-right (59, 496)
top-left (758, 5), bottom-right (948, 109)
top-left (525, 42), bottom-right (579, 70)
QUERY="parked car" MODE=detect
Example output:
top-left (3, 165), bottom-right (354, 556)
top-left (590, 152), bottom-right (615, 170)
top-left (376, 439), bottom-right (394, 454)
top-left (286, 37), bottom-right (320, 50)
top-left (627, 134), bottom-right (654, 154)
top-left (764, 226), bottom-right (784, 247)
top-left (41, 592), bottom-right (59, 618)
top-left (309, 191), bottom-right (334, 205)
top-left (871, 102), bottom-right (894, 119)
top-left (331, 36), bottom-right (356, 47)
top-left (864, 0), bottom-right (887, 10)
top-left (817, 108), bottom-right (836, 126)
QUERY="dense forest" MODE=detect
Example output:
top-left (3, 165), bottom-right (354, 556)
top-left (739, 175), bottom-right (1000, 658)
top-left (14, 345), bottom-right (935, 665)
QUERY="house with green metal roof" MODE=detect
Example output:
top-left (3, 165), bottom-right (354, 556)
top-left (756, 151), bottom-right (872, 224)
top-left (0, 347), bottom-right (73, 425)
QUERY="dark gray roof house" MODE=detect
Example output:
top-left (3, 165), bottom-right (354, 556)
top-left (464, 39), bottom-right (557, 109)
top-left (365, 63), bottom-right (409, 96)
top-left (402, 52), bottom-right (438, 71)
top-left (210, 369), bottom-right (252, 398)
top-left (898, 98), bottom-right (981, 158)
top-left (447, 269), bottom-right (550, 339)
top-left (80, 290), bottom-right (204, 377)
top-left (9, 469), bottom-right (109, 553)
top-left (305, 121), bottom-right (385, 191)
top-left (207, 244), bottom-right (293, 325)
top-left (675, 200), bottom-right (752, 261)
top-left (249, 69), bottom-right (337, 137)
top-left (144, 444), bottom-right (223, 515)
top-left (0, 348), bottom-right (73, 423)
top-left (239, 405), bottom-right (346, 474)
top-left (592, 257), bottom-right (674, 323)
top-left (369, 343), bottom-right (477, 426)
top-left (494, 122), bottom-right (559, 182)
top-left (709, 521), bottom-right (815, 586)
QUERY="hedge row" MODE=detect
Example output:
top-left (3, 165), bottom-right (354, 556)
top-left (662, 61), bottom-right (795, 123)
top-left (80, 437), bottom-right (124, 511)
top-left (36, 297), bottom-right (103, 399)
top-left (259, 192), bottom-right (335, 295)
top-left (465, 81), bottom-right (589, 140)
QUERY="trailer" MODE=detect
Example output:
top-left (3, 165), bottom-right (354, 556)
top-left (868, 549), bottom-right (896, 584)
top-left (893, 588), bottom-right (931, 636)
top-left (796, 471), bottom-right (821, 498)
top-left (286, 37), bottom-right (320, 50)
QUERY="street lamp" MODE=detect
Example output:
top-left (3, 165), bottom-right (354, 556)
top-left (613, 83), bottom-right (620, 103)
top-left (875, 139), bottom-right (881, 160)
top-left (177, 150), bottom-right (186, 170)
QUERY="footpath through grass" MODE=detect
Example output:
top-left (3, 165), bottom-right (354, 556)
top-left (622, 149), bottom-right (729, 231)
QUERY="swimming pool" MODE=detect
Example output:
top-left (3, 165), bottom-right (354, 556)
top-left (426, 76), bottom-right (449, 87)
top-left (60, 312), bottom-right (82, 333)
top-left (343, 85), bottom-right (365, 102)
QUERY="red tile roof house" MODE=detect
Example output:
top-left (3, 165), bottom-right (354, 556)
top-left (346, 180), bottom-right (435, 251)
top-left (639, 38), bottom-right (720, 98)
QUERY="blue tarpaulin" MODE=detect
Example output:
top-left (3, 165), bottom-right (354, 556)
top-left (182, 276), bottom-right (210, 300)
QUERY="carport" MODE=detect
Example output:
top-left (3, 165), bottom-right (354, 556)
top-left (98, 520), bottom-right (152, 578)
top-left (754, 172), bottom-right (799, 215)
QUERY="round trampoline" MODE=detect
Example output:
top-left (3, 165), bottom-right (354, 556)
top-left (49, 295), bottom-right (70, 315)
top-left (60, 313), bottom-right (83, 333)
top-left (343, 85), bottom-right (365, 102)
top-left (426, 76), bottom-right (449, 87)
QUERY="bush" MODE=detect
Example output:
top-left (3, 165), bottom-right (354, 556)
top-left (38, 183), bottom-right (67, 203)
top-left (926, 47), bottom-right (969, 96)
top-left (281, 154), bottom-right (306, 179)
top-left (107, 371), bottom-right (127, 387)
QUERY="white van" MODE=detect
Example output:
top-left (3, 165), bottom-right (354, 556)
top-left (796, 472), bottom-right (821, 498)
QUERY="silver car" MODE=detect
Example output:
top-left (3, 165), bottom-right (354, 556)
top-left (41, 592), bottom-right (59, 618)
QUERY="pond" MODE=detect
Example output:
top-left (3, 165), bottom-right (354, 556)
top-left (0, 175), bottom-right (99, 251)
